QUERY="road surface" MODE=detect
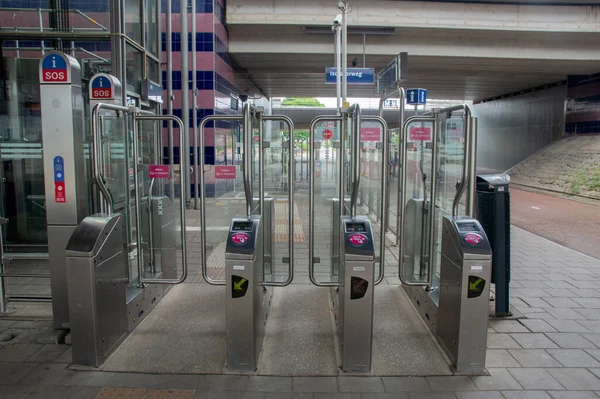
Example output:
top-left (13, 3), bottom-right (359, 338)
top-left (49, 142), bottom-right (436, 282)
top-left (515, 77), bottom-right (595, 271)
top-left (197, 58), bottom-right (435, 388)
top-left (511, 188), bottom-right (600, 260)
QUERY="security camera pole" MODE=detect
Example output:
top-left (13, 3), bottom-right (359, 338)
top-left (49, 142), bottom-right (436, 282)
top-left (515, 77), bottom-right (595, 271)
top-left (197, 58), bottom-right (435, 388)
top-left (338, 1), bottom-right (349, 107)
top-left (333, 16), bottom-right (342, 112)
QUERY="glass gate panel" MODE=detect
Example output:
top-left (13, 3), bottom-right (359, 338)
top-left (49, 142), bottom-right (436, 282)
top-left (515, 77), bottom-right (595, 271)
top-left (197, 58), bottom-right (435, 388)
top-left (400, 119), bottom-right (435, 284)
top-left (356, 121), bottom-right (384, 281)
top-left (263, 120), bottom-right (291, 284)
top-left (430, 113), bottom-right (467, 287)
top-left (204, 119), bottom-right (243, 282)
top-left (310, 120), bottom-right (344, 283)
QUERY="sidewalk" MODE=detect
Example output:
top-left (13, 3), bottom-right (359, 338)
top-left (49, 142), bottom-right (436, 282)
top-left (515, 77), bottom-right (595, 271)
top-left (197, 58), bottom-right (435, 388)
top-left (2, 226), bottom-right (600, 398)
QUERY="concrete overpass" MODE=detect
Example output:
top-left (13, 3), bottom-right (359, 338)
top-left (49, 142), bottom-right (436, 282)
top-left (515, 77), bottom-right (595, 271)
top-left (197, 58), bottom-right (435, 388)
top-left (226, 0), bottom-right (600, 100)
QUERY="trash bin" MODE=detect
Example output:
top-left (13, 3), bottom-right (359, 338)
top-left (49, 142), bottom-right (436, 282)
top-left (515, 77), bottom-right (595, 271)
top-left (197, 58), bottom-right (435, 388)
top-left (476, 174), bottom-right (511, 317)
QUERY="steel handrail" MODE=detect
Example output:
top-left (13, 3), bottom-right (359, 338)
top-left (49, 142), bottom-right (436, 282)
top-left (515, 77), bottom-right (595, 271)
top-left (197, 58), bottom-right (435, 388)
top-left (348, 104), bottom-right (361, 218)
top-left (309, 115), bottom-right (343, 287)
top-left (435, 104), bottom-right (473, 218)
top-left (91, 103), bottom-right (129, 214)
top-left (243, 103), bottom-right (253, 217)
top-left (134, 114), bottom-right (188, 286)
top-left (398, 116), bottom-right (436, 287)
top-left (262, 115), bottom-right (295, 287)
top-left (361, 116), bottom-right (389, 286)
top-left (148, 178), bottom-right (156, 274)
top-left (199, 115), bottom-right (244, 285)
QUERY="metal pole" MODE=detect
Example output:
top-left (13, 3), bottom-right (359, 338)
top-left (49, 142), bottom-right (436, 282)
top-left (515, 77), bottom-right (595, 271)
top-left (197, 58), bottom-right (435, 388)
top-left (181, 0), bottom-right (190, 204)
top-left (243, 103), bottom-right (252, 217)
top-left (426, 114), bottom-right (441, 290)
top-left (362, 34), bottom-right (366, 67)
top-left (192, 0), bottom-right (199, 209)
top-left (341, 2), bottom-right (348, 104)
top-left (466, 117), bottom-right (478, 216)
top-left (334, 24), bottom-right (342, 111)
top-left (166, 0), bottom-right (174, 199)
top-left (397, 88), bottom-right (405, 245)
top-left (257, 110), bottom-right (264, 216)
top-left (349, 104), bottom-right (361, 218)
top-left (132, 113), bottom-right (144, 287)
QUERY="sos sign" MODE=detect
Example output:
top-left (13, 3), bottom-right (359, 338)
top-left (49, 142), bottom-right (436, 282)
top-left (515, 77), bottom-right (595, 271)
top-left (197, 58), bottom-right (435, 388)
top-left (40, 53), bottom-right (70, 83)
top-left (90, 75), bottom-right (113, 100)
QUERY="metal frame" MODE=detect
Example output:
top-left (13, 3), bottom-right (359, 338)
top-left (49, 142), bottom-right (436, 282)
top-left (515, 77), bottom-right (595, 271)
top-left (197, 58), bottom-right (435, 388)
top-left (198, 105), bottom-right (295, 287)
top-left (398, 104), bottom-right (477, 288)
top-left (132, 114), bottom-right (188, 285)
top-left (308, 110), bottom-right (388, 287)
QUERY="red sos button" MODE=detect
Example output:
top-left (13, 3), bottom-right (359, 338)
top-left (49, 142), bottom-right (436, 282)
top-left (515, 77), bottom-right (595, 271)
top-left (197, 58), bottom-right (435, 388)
top-left (91, 88), bottom-right (112, 99)
top-left (349, 233), bottom-right (368, 246)
top-left (464, 233), bottom-right (482, 245)
top-left (231, 233), bottom-right (250, 245)
top-left (55, 182), bottom-right (66, 203)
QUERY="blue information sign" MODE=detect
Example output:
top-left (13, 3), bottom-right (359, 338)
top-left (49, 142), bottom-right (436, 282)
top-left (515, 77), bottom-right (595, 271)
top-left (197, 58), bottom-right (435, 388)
top-left (40, 53), bottom-right (69, 83)
top-left (407, 88), bottom-right (427, 105)
top-left (325, 68), bottom-right (375, 85)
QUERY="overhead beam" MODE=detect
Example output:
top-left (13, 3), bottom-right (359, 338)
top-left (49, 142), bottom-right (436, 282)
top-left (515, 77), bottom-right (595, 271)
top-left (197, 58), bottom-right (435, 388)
top-left (227, 0), bottom-right (600, 33)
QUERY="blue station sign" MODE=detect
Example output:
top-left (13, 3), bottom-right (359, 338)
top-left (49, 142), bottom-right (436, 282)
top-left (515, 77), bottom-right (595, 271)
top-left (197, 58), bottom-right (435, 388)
top-left (325, 68), bottom-right (375, 85)
top-left (407, 88), bottom-right (427, 105)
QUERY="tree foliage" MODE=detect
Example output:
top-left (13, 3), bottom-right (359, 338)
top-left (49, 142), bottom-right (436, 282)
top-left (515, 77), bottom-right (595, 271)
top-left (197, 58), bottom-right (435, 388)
top-left (281, 98), bottom-right (325, 107)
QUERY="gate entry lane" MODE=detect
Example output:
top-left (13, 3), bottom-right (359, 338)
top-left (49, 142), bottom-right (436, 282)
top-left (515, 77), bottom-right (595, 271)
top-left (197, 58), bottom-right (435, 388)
top-left (510, 188), bottom-right (600, 260)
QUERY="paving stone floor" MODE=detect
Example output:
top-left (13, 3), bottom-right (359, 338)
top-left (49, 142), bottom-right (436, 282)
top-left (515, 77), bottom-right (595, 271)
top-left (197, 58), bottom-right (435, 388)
top-left (3, 226), bottom-right (600, 398)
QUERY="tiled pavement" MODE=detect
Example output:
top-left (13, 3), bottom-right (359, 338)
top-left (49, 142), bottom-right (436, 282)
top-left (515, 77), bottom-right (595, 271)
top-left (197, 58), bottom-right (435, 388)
top-left (3, 227), bottom-right (600, 398)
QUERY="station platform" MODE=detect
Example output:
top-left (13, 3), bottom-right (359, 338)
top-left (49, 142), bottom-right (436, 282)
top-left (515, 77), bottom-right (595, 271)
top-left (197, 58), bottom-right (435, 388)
top-left (2, 224), bottom-right (600, 398)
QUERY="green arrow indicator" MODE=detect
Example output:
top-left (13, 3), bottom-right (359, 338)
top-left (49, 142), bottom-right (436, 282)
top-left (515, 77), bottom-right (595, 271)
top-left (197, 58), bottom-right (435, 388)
top-left (234, 278), bottom-right (247, 291)
top-left (469, 277), bottom-right (483, 291)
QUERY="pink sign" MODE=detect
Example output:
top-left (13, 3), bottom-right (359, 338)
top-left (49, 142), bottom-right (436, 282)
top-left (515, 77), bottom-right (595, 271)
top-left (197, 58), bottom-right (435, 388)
top-left (148, 165), bottom-right (170, 179)
top-left (231, 233), bottom-right (249, 245)
top-left (215, 165), bottom-right (237, 180)
top-left (348, 233), bottom-right (368, 246)
top-left (409, 127), bottom-right (432, 141)
top-left (360, 127), bottom-right (381, 142)
top-left (464, 233), bottom-right (483, 245)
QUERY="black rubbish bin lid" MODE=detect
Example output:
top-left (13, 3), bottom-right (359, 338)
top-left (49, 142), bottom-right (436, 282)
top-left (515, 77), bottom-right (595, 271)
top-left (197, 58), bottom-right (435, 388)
top-left (477, 174), bottom-right (510, 191)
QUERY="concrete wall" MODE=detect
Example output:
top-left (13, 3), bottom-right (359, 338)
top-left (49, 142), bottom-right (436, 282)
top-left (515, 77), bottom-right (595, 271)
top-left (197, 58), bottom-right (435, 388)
top-left (472, 85), bottom-right (566, 172)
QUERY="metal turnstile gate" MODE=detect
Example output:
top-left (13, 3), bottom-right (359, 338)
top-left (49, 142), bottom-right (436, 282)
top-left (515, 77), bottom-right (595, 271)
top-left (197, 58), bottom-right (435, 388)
top-left (438, 217), bottom-right (492, 373)
top-left (337, 216), bottom-right (375, 372)
top-left (225, 216), bottom-right (269, 371)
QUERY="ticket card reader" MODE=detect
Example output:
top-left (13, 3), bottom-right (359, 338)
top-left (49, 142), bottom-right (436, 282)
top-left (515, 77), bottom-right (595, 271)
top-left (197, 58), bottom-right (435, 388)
top-left (438, 217), bottom-right (492, 373)
top-left (225, 216), bottom-right (270, 371)
top-left (337, 216), bottom-right (375, 372)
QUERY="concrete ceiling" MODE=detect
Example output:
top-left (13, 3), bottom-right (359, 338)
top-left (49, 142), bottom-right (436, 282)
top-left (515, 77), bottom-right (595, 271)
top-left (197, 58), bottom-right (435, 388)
top-left (231, 51), bottom-right (600, 101)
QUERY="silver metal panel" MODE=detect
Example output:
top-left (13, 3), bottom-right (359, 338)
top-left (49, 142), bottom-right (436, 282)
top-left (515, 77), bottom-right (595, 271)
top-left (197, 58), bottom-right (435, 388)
top-left (41, 81), bottom-right (88, 226)
top-left (472, 85), bottom-right (566, 172)
top-left (225, 217), bottom-right (269, 371)
top-left (48, 225), bottom-right (76, 329)
top-left (437, 217), bottom-right (492, 373)
top-left (126, 284), bottom-right (166, 331)
top-left (66, 214), bottom-right (128, 367)
top-left (338, 217), bottom-right (375, 373)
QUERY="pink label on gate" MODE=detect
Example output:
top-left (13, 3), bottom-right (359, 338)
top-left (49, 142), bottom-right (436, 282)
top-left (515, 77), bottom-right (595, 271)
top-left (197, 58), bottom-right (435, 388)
top-left (409, 127), bottom-right (432, 141)
top-left (231, 233), bottom-right (249, 245)
top-left (215, 165), bottom-right (237, 179)
top-left (148, 165), bottom-right (170, 179)
top-left (348, 233), bottom-right (368, 246)
top-left (464, 233), bottom-right (483, 245)
top-left (360, 127), bottom-right (381, 141)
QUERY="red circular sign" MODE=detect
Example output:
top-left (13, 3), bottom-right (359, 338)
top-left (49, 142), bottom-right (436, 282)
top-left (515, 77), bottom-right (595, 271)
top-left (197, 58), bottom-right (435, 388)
top-left (254, 136), bottom-right (259, 142)
top-left (322, 129), bottom-right (333, 140)
top-left (464, 233), bottom-right (482, 245)
top-left (348, 233), bottom-right (368, 246)
top-left (231, 233), bottom-right (250, 245)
